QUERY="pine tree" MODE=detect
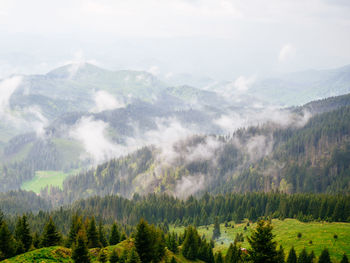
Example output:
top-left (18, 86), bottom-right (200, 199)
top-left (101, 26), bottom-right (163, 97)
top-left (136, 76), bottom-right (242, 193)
top-left (213, 217), bottom-right (221, 240)
top-left (318, 249), bottom-right (331, 263)
top-left (0, 222), bottom-right (15, 260)
top-left (109, 249), bottom-right (119, 263)
top-left (14, 215), bottom-right (32, 252)
top-left (66, 214), bottom-right (82, 248)
top-left (72, 230), bottom-right (90, 263)
top-left (170, 256), bottom-right (177, 263)
top-left (98, 220), bottom-right (108, 247)
top-left (87, 217), bottom-right (100, 248)
top-left (166, 232), bottom-right (178, 253)
top-left (276, 245), bottom-right (285, 263)
top-left (32, 232), bottom-right (41, 249)
top-left (120, 249), bottom-right (129, 263)
top-left (42, 217), bottom-right (61, 247)
top-left (298, 248), bottom-right (309, 263)
top-left (225, 243), bottom-right (241, 263)
top-left (127, 247), bottom-right (141, 263)
top-left (182, 226), bottom-right (199, 260)
top-left (109, 222), bottom-right (120, 245)
top-left (287, 247), bottom-right (297, 263)
top-left (135, 219), bottom-right (153, 263)
top-left (247, 220), bottom-right (278, 263)
top-left (340, 254), bottom-right (349, 263)
top-left (215, 252), bottom-right (224, 263)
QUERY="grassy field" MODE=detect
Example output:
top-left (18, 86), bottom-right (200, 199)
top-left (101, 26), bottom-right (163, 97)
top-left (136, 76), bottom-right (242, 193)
top-left (171, 219), bottom-right (350, 262)
top-left (21, 170), bottom-right (78, 194)
top-left (1, 239), bottom-right (201, 263)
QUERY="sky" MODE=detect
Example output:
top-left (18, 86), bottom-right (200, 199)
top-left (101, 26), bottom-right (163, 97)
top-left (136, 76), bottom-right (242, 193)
top-left (0, 0), bottom-right (350, 80)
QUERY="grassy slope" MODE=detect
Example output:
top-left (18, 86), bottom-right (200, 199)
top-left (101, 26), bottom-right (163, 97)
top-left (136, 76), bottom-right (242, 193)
top-left (2, 239), bottom-right (202, 263)
top-left (21, 170), bottom-right (77, 194)
top-left (172, 219), bottom-right (350, 262)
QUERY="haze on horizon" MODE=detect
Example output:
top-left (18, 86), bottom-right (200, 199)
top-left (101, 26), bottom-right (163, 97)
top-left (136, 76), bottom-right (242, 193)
top-left (1, 0), bottom-right (350, 81)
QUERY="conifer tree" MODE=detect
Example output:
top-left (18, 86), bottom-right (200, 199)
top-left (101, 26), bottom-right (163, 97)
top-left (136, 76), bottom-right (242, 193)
top-left (119, 249), bottom-right (129, 263)
top-left (0, 222), bottom-right (15, 260)
top-left (42, 217), bottom-right (61, 247)
top-left (109, 249), bottom-right (119, 263)
top-left (66, 214), bottom-right (82, 248)
top-left (318, 249), bottom-right (331, 263)
top-left (225, 243), bottom-right (241, 263)
top-left (213, 217), bottom-right (221, 240)
top-left (182, 226), bottom-right (199, 260)
top-left (166, 232), bottom-right (178, 253)
top-left (14, 215), bottom-right (32, 251)
top-left (127, 247), bottom-right (141, 263)
top-left (72, 230), bottom-right (90, 263)
top-left (340, 254), bottom-right (349, 263)
top-left (298, 248), bottom-right (309, 263)
top-left (215, 252), bottom-right (224, 263)
top-left (247, 220), bottom-right (278, 263)
top-left (287, 247), bottom-right (297, 263)
top-left (87, 217), bottom-right (100, 248)
top-left (98, 220), bottom-right (108, 247)
top-left (109, 222), bottom-right (120, 245)
top-left (170, 256), bottom-right (177, 263)
top-left (276, 245), bottom-right (285, 263)
top-left (135, 219), bottom-right (153, 263)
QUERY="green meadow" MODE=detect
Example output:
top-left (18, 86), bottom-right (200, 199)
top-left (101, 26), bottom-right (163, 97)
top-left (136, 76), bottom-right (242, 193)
top-left (21, 170), bottom-right (78, 194)
top-left (171, 219), bottom-right (350, 262)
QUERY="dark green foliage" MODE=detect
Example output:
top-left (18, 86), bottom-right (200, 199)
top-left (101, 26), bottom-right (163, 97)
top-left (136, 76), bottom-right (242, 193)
top-left (318, 249), bottom-right (332, 263)
top-left (182, 226), bottom-right (199, 260)
top-left (341, 254), bottom-right (349, 263)
top-left (166, 232), bottom-right (178, 253)
top-left (14, 215), bottom-right (32, 251)
top-left (127, 247), bottom-right (141, 263)
top-left (170, 256), bottom-right (177, 263)
top-left (215, 252), bottom-right (224, 263)
top-left (247, 220), bottom-right (278, 263)
top-left (72, 230), bottom-right (90, 263)
top-left (109, 249), bottom-right (119, 263)
top-left (41, 217), bottom-right (61, 247)
top-left (213, 217), bottom-right (221, 240)
top-left (98, 220), bottom-right (108, 247)
top-left (98, 249), bottom-right (107, 263)
top-left (287, 247), bottom-right (297, 263)
top-left (276, 246), bottom-right (285, 263)
top-left (225, 243), bottom-right (242, 263)
top-left (120, 249), bottom-right (129, 263)
top-left (0, 222), bottom-right (15, 260)
top-left (66, 214), bottom-right (83, 248)
top-left (87, 217), bottom-right (100, 248)
top-left (109, 222), bottom-right (120, 245)
top-left (298, 248), bottom-right (312, 263)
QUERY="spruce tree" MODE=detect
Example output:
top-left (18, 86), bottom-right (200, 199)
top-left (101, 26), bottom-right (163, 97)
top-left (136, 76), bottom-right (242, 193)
top-left (87, 217), bottom-right (100, 248)
top-left (298, 248), bottom-right (309, 263)
top-left (287, 247), bottom-right (297, 263)
top-left (42, 217), bottom-right (61, 247)
top-left (66, 214), bottom-right (82, 248)
top-left (215, 252), bottom-right (224, 263)
top-left (127, 247), bottom-right (141, 263)
top-left (109, 249), bottom-right (119, 263)
top-left (14, 215), bottom-right (32, 251)
top-left (135, 219), bottom-right (153, 263)
top-left (109, 222), bottom-right (120, 245)
top-left (247, 220), bottom-right (278, 263)
top-left (318, 249), bottom-right (331, 263)
top-left (72, 230), bottom-right (90, 263)
top-left (276, 245), bottom-right (285, 263)
top-left (340, 254), bottom-right (349, 263)
top-left (225, 243), bottom-right (241, 263)
top-left (182, 226), bottom-right (199, 260)
top-left (0, 222), bottom-right (15, 260)
top-left (213, 217), bottom-right (221, 240)
top-left (98, 220), bottom-right (108, 247)
top-left (120, 249), bottom-right (129, 263)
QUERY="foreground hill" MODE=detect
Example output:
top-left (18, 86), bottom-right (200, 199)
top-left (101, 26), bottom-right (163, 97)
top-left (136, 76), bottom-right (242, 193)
top-left (1, 240), bottom-right (196, 263)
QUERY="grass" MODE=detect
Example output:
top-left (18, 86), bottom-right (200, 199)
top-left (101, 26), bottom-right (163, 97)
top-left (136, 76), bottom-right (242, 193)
top-left (21, 170), bottom-right (78, 194)
top-left (171, 219), bottom-right (350, 262)
top-left (2, 239), bottom-right (202, 263)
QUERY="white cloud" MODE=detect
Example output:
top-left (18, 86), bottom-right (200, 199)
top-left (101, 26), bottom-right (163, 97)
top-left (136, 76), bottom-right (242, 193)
top-left (0, 76), bottom-right (22, 113)
top-left (233, 75), bottom-right (255, 92)
top-left (147, 65), bottom-right (160, 76)
top-left (278, 44), bottom-right (296, 62)
top-left (91, 90), bottom-right (125, 113)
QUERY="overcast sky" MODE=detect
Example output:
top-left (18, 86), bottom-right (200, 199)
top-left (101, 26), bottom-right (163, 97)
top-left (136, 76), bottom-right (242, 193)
top-left (0, 0), bottom-right (350, 80)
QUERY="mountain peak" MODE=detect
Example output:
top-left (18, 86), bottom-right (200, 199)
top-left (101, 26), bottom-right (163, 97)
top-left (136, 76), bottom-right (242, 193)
top-left (46, 62), bottom-right (108, 79)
